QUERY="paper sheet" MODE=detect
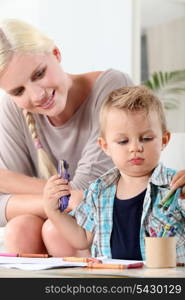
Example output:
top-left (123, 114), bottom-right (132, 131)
top-left (0, 256), bottom-right (143, 271)
top-left (98, 258), bottom-right (143, 265)
top-left (0, 257), bottom-right (86, 270)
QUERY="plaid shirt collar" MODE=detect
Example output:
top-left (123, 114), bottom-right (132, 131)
top-left (99, 162), bottom-right (172, 189)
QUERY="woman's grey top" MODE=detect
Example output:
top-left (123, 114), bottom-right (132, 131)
top-left (0, 68), bottom-right (133, 226)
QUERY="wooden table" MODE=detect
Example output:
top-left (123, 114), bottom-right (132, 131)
top-left (0, 265), bottom-right (184, 278)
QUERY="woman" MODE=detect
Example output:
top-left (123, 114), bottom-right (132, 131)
top-left (0, 19), bottom-right (184, 256)
top-left (0, 18), bottom-right (133, 256)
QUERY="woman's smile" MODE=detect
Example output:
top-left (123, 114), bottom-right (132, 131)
top-left (38, 90), bottom-right (56, 110)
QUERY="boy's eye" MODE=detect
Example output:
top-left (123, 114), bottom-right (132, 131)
top-left (117, 139), bottom-right (128, 145)
top-left (141, 137), bottom-right (154, 142)
top-left (32, 67), bottom-right (46, 81)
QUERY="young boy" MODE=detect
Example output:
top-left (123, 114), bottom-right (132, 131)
top-left (43, 86), bottom-right (185, 262)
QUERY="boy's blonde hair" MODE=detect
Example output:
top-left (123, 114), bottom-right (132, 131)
top-left (0, 19), bottom-right (57, 179)
top-left (99, 85), bottom-right (167, 137)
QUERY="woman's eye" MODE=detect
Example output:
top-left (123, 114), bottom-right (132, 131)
top-left (13, 87), bottom-right (25, 96)
top-left (32, 67), bottom-right (46, 80)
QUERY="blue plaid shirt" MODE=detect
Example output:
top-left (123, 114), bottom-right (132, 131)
top-left (74, 163), bottom-right (185, 262)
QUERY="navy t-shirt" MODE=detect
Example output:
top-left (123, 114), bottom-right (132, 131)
top-left (110, 189), bottom-right (146, 260)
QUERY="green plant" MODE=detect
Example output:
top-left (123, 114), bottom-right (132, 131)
top-left (143, 70), bottom-right (185, 109)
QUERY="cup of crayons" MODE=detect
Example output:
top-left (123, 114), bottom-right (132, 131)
top-left (145, 189), bottom-right (177, 268)
top-left (145, 224), bottom-right (176, 268)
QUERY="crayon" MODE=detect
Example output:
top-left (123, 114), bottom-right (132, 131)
top-left (158, 189), bottom-right (176, 208)
top-left (149, 227), bottom-right (157, 237)
top-left (86, 262), bottom-right (144, 270)
top-left (0, 253), bottom-right (50, 258)
top-left (177, 262), bottom-right (185, 267)
top-left (158, 189), bottom-right (175, 208)
top-left (163, 196), bottom-right (175, 210)
top-left (161, 224), bottom-right (171, 237)
top-left (18, 253), bottom-right (50, 258)
top-left (58, 159), bottom-right (70, 211)
top-left (166, 226), bottom-right (175, 237)
top-left (63, 257), bottom-right (102, 263)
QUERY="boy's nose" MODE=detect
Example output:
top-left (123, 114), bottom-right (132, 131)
top-left (130, 141), bottom-right (143, 153)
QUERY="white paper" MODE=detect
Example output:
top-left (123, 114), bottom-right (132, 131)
top-left (0, 257), bottom-right (81, 264)
top-left (97, 258), bottom-right (142, 265)
top-left (1, 262), bottom-right (86, 271)
top-left (0, 256), bottom-right (143, 271)
top-left (0, 257), bottom-right (86, 270)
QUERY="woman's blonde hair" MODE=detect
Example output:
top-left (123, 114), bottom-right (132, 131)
top-left (0, 19), bottom-right (57, 179)
top-left (0, 18), bottom-right (55, 72)
top-left (99, 85), bottom-right (167, 137)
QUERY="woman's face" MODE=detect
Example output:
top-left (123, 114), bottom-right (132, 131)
top-left (0, 49), bottom-right (71, 118)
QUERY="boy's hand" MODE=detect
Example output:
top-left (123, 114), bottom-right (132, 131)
top-left (66, 190), bottom-right (84, 212)
top-left (170, 170), bottom-right (185, 199)
top-left (43, 175), bottom-right (71, 215)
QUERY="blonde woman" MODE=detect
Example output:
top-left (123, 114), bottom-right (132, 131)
top-left (0, 19), bottom-right (184, 257)
top-left (0, 18), bottom-right (134, 256)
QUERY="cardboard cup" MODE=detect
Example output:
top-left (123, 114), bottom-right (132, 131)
top-left (145, 237), bottom-right (176, 268)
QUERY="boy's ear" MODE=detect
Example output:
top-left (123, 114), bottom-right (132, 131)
top-left (97, 137), bottom-right (111, 156)
top-left (161, 131), bottom-right (171, 150)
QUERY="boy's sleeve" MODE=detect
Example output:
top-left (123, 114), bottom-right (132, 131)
top-left (178, 199), bottom-right (185, 218)
top-left (72, 182), bottom-right (98, 233)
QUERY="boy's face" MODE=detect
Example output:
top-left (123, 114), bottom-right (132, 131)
top-left (98, 108), bottom-right (170, 177)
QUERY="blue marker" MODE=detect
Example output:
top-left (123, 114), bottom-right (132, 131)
top-left (58, 159), bottom-right (70, 211)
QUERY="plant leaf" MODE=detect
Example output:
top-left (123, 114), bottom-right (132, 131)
top-left (143, 70), bottom-right (185, 109)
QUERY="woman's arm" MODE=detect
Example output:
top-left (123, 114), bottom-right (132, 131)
top-left (3, 183), bottom-right (84, 222)
top-left (0, 168), bottom-right (83, 225)
top-left (0, 169), bottom-right (46, 194)
top-left (5, 193), bottom-right (47, 220)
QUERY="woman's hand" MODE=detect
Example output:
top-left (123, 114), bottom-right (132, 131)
top-left (170, 170), bottom-right (185, 198)
top-left (43, 175), bottom-right (70, 216)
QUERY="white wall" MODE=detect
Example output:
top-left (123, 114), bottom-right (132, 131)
top-left (0, 0), bottom-right (39, 26)
top-left (140, 0), bottom-right (185, 132)
top-left (141, 0), bottom-right (185, 33)
top-left (0, 0), bottom-right (135, 76)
